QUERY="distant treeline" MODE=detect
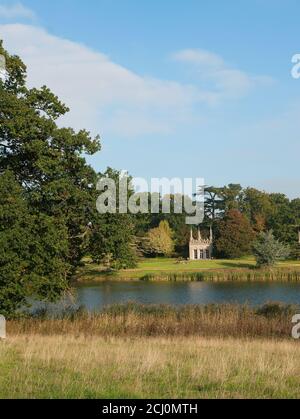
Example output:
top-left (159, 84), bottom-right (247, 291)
top-left (133, 185), bottom-right (300, 259)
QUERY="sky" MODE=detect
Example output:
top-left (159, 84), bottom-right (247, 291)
top-left (0, 0), bottom-right (300, 197)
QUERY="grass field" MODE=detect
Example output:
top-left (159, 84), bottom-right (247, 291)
top-left (2, 304), bottom-right (300, 399)
top-left (77, 257), bottom-right (300, 282)
top-left (1, 335), bottom-right (300, 399)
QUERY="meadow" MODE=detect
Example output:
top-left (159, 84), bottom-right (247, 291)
top-left (1, 304), bottom-right (300, 399)
top-left (1, 336), bottom-right (300, 399)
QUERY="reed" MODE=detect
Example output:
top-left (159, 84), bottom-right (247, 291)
top-left (141, 268), bottom-right (300, 282)
top-left (8, 303), bottom-right (299, 339)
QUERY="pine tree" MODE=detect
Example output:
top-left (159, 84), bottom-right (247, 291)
top-left (252, 231), bottom-right (290, 268)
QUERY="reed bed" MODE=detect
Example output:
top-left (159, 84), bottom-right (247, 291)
top-left (8, 303), bottom-right (299, 339)
top-left (141, 268), bottom-right (300, 282)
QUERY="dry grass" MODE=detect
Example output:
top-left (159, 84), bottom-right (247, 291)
top-left (2, 304), bottom-right (299, 399)
top-left (1, 335), bottom-right (300, 399)
top-left (8, 303), bottom-right (298, 339)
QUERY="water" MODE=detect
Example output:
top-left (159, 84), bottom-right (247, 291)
top-left (31, 281), bottom-right (300, 315)
top-left (68, 281), bottom-right (300, 312)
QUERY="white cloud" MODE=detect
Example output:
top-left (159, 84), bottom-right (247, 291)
top-left (1, 24), bottom-right (214, 137)
top-left (173, 49), bottom-right (274, 98)
top-left (0, 3), bottom-right (36, 20)
top-left (173, 49), bottom-right (225, 68)
top-left (0, 25), bottom-right (271, 138)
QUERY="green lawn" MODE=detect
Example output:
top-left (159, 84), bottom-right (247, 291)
top-left (77, 257), bottom-right (300, 282)
top-left (136, 256), bottom-right (255, 270)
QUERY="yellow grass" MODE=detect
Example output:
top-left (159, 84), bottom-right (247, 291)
top-left (1, 334), bottom-right (300, 399)
top-left (7, 304), bottom-right (295, 339)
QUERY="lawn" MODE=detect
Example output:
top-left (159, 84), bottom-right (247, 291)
top-left (1, 335), bottom-right (299, 399)
top-left (77, 257), bottom-right (300, 282)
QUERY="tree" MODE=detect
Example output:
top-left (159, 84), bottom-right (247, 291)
top-left (89, 213), bottom-right (137, 270)
top-left (266, 194), bottom-right (295, 244)
top-left (88, 168), bottom-right (137, 270)
top-left (204, 186), bottom-right (223, 220)
top-left (152, 194), bottom-right (192, 256)
top-left (143, 221), bottom-right (174, 257)
top-left (241, 187), bottom-right (273, 233)
top-left (0, 42), bottom-right (139, 315)
top-left (219, 184), bottom-right (243, 213)
top-left (215, 209), bottom-right (255, 258)
top-left (0, 171), bottom-right (69, 318)
top-left (252, 231), bottom-right (290, 268)
top-left (202, 184), bottom-right (244, 222)
top-left (290, 243), bottom-right (300, 261)
top-left (0, 41), bottom-right (101, 273)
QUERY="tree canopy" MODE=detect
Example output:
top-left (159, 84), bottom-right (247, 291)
top-left (0, 42), bottom-right (137, 316)
top-left (215, 209), bottom-right (255, 259)
top-left (252, 231), bottom-right (290, 268)
top-left (142, 221), bottom-right (175, 257)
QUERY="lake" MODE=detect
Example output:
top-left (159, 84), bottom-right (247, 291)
top-left (54, 281), bottom-right (300, 313)
top-left (31, 281), bottom-right (300, 315)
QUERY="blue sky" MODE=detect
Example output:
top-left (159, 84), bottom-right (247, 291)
top-left (0, 0), bottom-right (300, 197)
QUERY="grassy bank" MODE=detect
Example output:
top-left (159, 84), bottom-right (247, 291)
top-left (77, 257), bottom-right (300, 283)
top-left (1, 335), bottom-right (300, 399)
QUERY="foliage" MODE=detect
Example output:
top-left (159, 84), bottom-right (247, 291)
top-left (266, 194), bottom-right (299, 244)
top-left (290, 243), bottom-right (300, 260)
top-left (0, 41), bottom-right (101, 273)
top-left (241, 187), bottom-right (274, 232)
top-left (89, 212), bottom-right (137, 270)
top-left (202, 184), bottom-right (299, 259)
top-left (215, 209), bottom-right (255, 258)
top-left (88, 168), bottom-right (137, 269)
top-left (134, 194), bottom-right (191, 256)
top-left (0, 42), bottom-right (137, 315)
top-left (142, 221), bottom-right (175, 257)
top-left (0, 171), bottom-right (69, 318)
top-left (252, 231), bottom-right (290, 268)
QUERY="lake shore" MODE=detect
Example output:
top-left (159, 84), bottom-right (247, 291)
top-left (11, 303), bottom-right (299, 339)
top-left (76, 257), bottom-right (300, 283)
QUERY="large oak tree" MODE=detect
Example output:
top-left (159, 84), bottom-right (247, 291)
top-left (0, 42), bottom-right (136, 315)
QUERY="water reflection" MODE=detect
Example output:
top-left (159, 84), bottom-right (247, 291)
top-left (73, 281), bottom-right (300, 312)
